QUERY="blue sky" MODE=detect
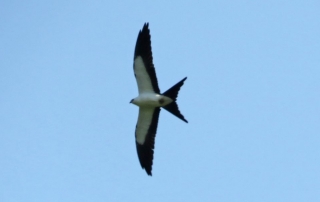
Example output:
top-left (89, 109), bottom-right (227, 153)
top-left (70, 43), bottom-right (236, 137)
top-left (1, 1), bottom-right (319, 201)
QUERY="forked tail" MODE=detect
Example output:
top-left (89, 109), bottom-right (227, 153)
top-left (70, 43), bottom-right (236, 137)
top-left (162, 77), bottom-right (188, 123)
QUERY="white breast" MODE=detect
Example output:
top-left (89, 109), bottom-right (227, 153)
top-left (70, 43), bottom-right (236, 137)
top-left (132, 93), bottom-right (172, 107)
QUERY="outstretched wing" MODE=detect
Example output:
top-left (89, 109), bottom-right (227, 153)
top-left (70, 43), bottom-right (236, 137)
top-left (135, 107), bottom-right (161, 176)
top-left (133, 23), bottom-right (160, 94)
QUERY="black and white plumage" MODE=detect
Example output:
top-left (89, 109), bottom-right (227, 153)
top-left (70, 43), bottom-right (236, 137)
top-left (130, 23), bottom-right (188, 176)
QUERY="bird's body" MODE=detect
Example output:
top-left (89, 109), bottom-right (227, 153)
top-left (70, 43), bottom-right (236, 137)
top-left (131, 23), bottom-right (187, 176)
top-left (131, 93), bottom-right (173, 107)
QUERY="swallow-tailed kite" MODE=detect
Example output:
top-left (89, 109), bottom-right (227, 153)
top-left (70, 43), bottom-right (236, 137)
top-left (130, 23), bottom-right (188, 176)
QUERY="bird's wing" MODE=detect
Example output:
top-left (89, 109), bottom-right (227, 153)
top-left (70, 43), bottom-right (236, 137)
top-left (133, 23), bottom-right (160, 94)
top-left (135, 107), bottom-right (161, 176)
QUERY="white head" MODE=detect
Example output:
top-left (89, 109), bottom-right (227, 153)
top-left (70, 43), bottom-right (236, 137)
top-left (130, 98), bottom-right (138, 106)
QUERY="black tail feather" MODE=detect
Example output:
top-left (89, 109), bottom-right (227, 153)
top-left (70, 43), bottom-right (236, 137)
top-left (162, 77), bottom-right (188, 123)
top-left (162, 77), bottom-right (187, 101)
top-left (163, 102), bottom-right (188, 123)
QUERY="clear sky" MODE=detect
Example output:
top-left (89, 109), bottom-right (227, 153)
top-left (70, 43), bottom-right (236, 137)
top-left (1, 1), bottom-right (319, 201)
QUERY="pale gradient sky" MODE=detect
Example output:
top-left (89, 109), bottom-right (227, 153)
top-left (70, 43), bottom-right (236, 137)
top-left (1, 1), bottom-right (320, 201)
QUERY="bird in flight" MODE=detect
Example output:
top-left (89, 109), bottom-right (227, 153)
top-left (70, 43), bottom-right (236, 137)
top-left (130, 23), bottom-right (188, 176)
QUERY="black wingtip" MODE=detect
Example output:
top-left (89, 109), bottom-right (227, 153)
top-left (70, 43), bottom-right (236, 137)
top-left (136, 143), bottom-right (153, 176)
top-left (143, 22), bottom-right (149, 29)
top-left (134, 23), bottom-right (150, 59)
